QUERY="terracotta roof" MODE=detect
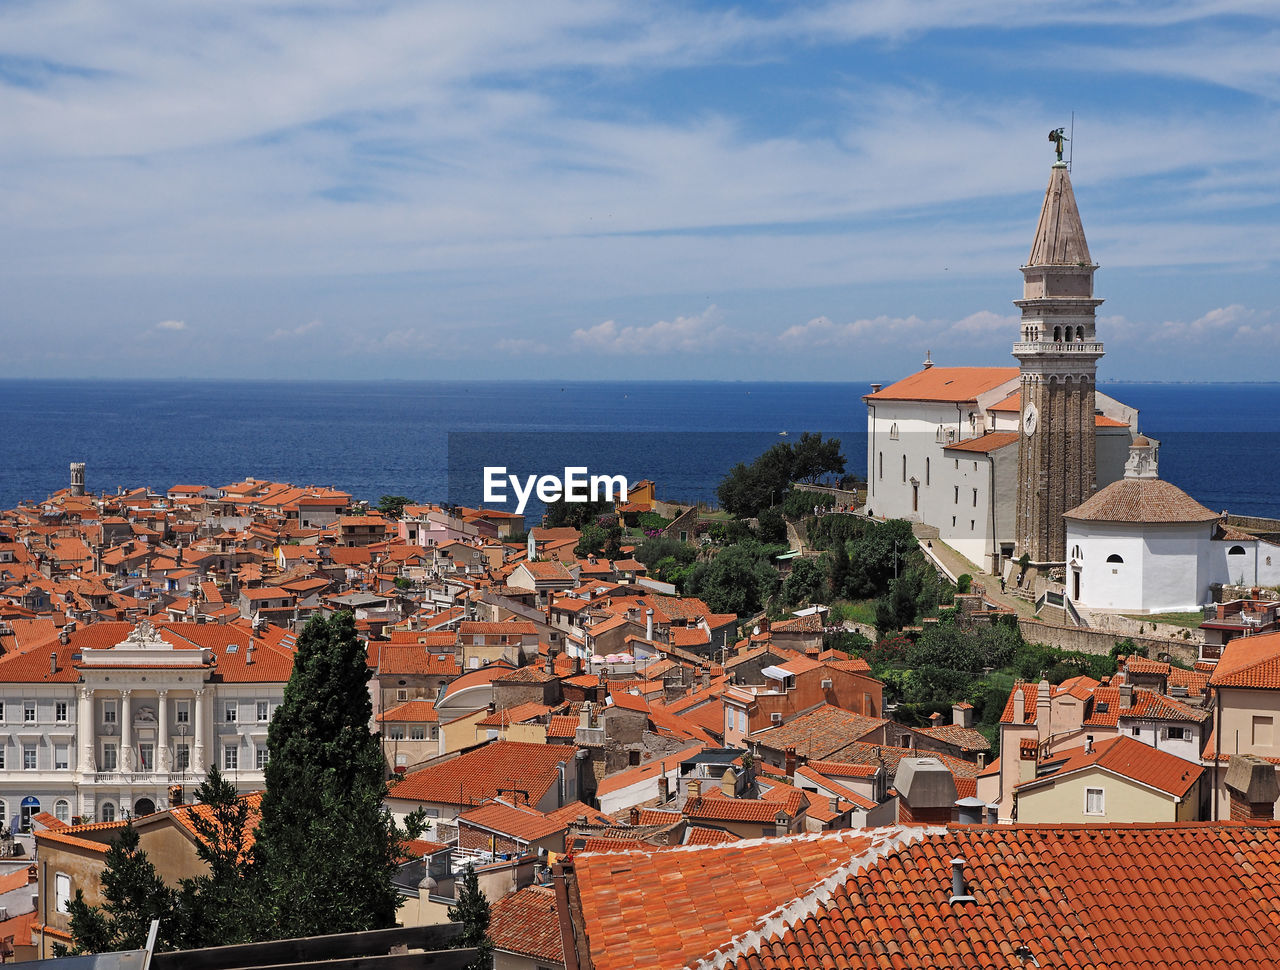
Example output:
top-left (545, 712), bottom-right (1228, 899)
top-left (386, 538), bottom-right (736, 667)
top-left (1064, 478), bottom-right (1219, 524)
top-left (489, 885), bottom-right (563, 963)
top-left (989, 390), bottom-right (1020, 412)
top-left (770, 614), bottom-right (824, 634)
top-left (1018, 735), bottom-right (1203, 798)
top-left (458, 799), bottom-right (609, 844)
top-left (546, 714), bottom-right (579, 738)
top-left (684, 790), bottom-right (807, 824)
top-left (864, 367), bottom-right (1018, 403)
top-left (1122, 691), bottom-right (1210, 723)
top-left (1209, 630), bottom-right (1280, 689)
top-left (684, 826), bottom-right (740, 846)
top-left (377, 699), bottom-right (438, 723)
top-left (943, 430), bottom-right (1020, 454)
top-left (1096, 414), bottom-right (1130, 428)
top-left (749, 705), bottom-right (886, 760)
top-left (913, 722), bottom-right (991, 752)
top-left (596, 745), bottom-right (703, 797)
top-left (569, 823), bottom-right (1280, 970)
top-left (388, 741), bottom-right (575, 808)
top-left (475, 701), bottom-right (554, 728)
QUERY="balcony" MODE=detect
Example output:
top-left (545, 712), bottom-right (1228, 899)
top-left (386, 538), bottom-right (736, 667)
top-left (1012, 341), bottom-right (1104, 356)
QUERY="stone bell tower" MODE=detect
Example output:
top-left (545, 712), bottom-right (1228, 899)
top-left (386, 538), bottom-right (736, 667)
top-left (1014, 149), bottom-right (1104, 567)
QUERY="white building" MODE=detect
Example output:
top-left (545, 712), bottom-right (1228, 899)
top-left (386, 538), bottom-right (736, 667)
top-left (863, 360), bottom-right (1134, 573)
top-left (1065, 437), bottom-right (1280, 613)
top-left (0, 619), bottom-right (292, 829)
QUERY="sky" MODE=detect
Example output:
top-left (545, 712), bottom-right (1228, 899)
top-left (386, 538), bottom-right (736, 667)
top-left (3, 1), bottom-right (1280, 382)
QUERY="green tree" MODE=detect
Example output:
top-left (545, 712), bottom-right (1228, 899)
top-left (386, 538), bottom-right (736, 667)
top-left (172, 768), bottom-right (263, 949)
top-left (789, 432), bottom-right (846, 484)
top-left (781, 556), bottom-right (826, 606)
top-left (254, 611), bottom-right (415, 938)
top-left (448, 865), bottom-right (493, 970)
top-left (684, 541), bottom-right (781, 616)
top-left (64, 822), bottom-right (179, 955)
top-left (756, 506), bottom-right (787, 544)
top-left (847, 519), bottom-right (917, 598)
top-left (543, 496), bottom-right (614, 528)
top-left (376, 495), bottom-right (414, 519)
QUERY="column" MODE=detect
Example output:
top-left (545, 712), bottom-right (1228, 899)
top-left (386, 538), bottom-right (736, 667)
top-left (120, 690), bottom-right (134, 772)
top-left (193, 688), bottom-right (207, 772)
top-left (157, 690), bottom-right (170, 773)
top-left (79, 687), bottom-right (96, 773)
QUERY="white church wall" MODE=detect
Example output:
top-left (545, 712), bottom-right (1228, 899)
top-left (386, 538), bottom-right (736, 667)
top-left (1140, 525), bottom-right (1209, 613)
top-left (866, 401), bottom-right (966, 520)
top-left (1069, 521), bottom-right (1146, 611)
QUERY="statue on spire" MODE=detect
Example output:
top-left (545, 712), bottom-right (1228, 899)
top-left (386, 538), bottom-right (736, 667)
top-left (1048, 127), bottom-right (1067, 163)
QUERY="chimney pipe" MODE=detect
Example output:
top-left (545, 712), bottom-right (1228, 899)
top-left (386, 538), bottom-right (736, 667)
top-left (949, 858), bottom-right (975, 904)
top-left (828, 795), bottom-right (840, 814)
top-left (645, 608), bottom-right (653, 641)
top-left (784, 746), bottom-right (797, 780)
top-left (629, 807), bottom-right (640, 826)
top-left (658, 775), bottom-right (669, 802)
top-left (50, 651), bottom-right (58, 674)
top-left (687, 779), bottom-right (701, 800)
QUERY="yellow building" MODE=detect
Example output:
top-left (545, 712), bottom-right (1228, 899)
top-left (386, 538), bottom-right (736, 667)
top-left (1014, 735), bottom-right (1203, 824)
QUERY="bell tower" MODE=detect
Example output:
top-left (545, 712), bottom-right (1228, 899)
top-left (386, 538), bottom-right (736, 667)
top-left (1014, 143), bottom-right (1103, 567)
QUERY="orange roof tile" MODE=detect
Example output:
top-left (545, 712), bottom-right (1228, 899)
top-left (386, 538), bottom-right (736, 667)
top-left (489, 885), bottom-right (563, 963)
top-left (388, 741), bottom-right (576, 808)
top-left (377, 699), bottom-right (438, 723)
top-left (1019, 735), bottom-right (1203, 798)
top-left (943, 430), bottom-right (1020, 454)
top-left (864, 367), bottom-right (1018, 403)
top-left (1210, 630), bottom-right (1280, 689)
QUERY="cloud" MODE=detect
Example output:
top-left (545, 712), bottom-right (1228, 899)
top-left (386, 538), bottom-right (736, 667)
top-left (570, 306), bottom-right (738, 355)
top-left (1105, 305), bottom-right (1280, 346)
top-left (778, 311), bottom-right (1018, 350)
top-left (267, 319), bottom-right (322, 341)
top-left (155, 319), bottom-right (186, 331)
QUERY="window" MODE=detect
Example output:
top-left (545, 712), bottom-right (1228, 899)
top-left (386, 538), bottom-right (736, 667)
top-left (24, 701), bottom-right (36, 723)
top-left (55, 744), bottom-right (69, 769)
top-left (56, 701), bottom-right (68, 722)
top-left (954, 486), bottom-right (959, 504)
top-left (889, 422), bottom-right (899, 441)
top-left (0, 701), bottom-right (4, 721)
top-left (101, 802), bottom-right (116, 822)
top-left (139, 743), bottom-right (154, 772)
top-left (0, 748), bottom-right (5, 769)
top-left (396, 688), bottom-right (409, 702)
top-left (410, 725), bottom-right (426, 740)
top-left (970, 520), bottom-right (975, 531)
top-left (224, 703), bottom-right (237, 723)
top-left (878, 452), bottom-right (883, 479)
top-left (55, 873), bottom-right (71, 914)
top-left (175, 701), bottom-right (190, 724)
top-left (1106, 554), bottom-right (1124, 564)
top-left (1131, 725), bottom-right (1141, 736)
top-left (54, 799), bottom-right (70, 823)
top-left (902, 455), bottom-right (907, 482)
top-left (951, 516), bottom-right (956, 527)
top-left (925, 457), bottom-right (930, 486)
top-left (972, 488), bottom-right (978, 507)
top-left (1167, 726), bottom-right (1187, 741)
top-left (224, 745), bottom-right (238, 770)
top-left (1085, 788), bottom-right (1105, 815)
top-left (23, 744), bottom-right (37, 770)
top-left (256, 745), bottom-right (269, 769)
top-left (387, 726), bottom-right (405, 740)
top-left (1228, 545), bottom-right (1247, 556)
top-left (102, 743), bottom-right (117, 771)
top-left (257, 701), bottom-right (269, 722)
top-left (103, 701), bottom-right (117, 724)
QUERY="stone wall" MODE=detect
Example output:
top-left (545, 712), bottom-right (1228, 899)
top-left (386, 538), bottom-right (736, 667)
top-left (1018, 617), bottom-right (1199, 665)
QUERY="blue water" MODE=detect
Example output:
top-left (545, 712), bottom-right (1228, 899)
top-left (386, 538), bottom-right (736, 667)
top-left (0, 380), bottom-right (1276, 518)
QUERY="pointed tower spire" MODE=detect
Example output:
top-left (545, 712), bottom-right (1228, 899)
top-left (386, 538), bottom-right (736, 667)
top-left (1028, 163), bottom-right (1092, 267)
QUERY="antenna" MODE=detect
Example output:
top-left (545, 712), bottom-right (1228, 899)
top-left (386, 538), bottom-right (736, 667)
top-left (1068, 111), bottom-right (1074, 172)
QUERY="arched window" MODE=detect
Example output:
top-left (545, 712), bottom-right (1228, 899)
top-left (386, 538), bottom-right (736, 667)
top-left (1267, 556), bottom-right (1273, 567)
top-left (101, 802), bottom-right (116, 822)
top-left (1053, 326), bottom-right (1062, 341)
top-left (1228, 545), bottom-right (1246, 556)
top-left (889, 422), bottom-right (899, 441)
top-left (1071, 545), bottom-right (1082, 561)
top-left (878, 452), bottom-right (883, 479)
top-left (54, 799), bottom-right (70, 823)
top-left (1106, 554), bottom-right (1124, 564)
top-left (1076, 326), bottom-right (1084, 340)
top-left (902, 455), bottom-right (907, 482)
top-left (925, 457), bottom-right (931, 486)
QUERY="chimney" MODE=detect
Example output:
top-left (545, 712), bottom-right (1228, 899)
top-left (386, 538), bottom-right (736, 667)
top-left (1119, 684), bottom-right (1133, 710)
top-left (645, 608), bottom-right (653, 641)
top-left (1225, 754), bottom-right (1280, 821)
top-left (1035, 679), bottom-right (1051, 729)
top-left (828, 795), bottom-right (840, 815)
top-left (774, 811), bottom-right (790, 837)
top-left (27, 864), bottom-right (38, 884)
top-left (59, 628), bottom-right (70, 646)
top-left (700, 666), bottom-right (710, 689)
top-left (545, 649), bottom-right (556, 675)
top-left (657, 775), bottom-right (669, 802)
top-left (954, 797), bottom-right (985, 825)
top-left (687, 779), bottom-right (702, 800)
top-left (949, 858), bottom-right (975, 904)
top-left (720, 767), bottom-right (737, 797)
top-left (929, 712), bottom-right (943, 727)
top-left (50, 652), bottom-right (58, 675)
top-left (1012, 688), bottom-right (1025, 723)
top-left (976, 752), bottom-right (986, 771)
top-left (629, 807), bottom-right (640, 826)
top-left (784, 746), bottom-right (797, 781)
top-left (487, 700), bottom-right (496, 716)
top-left (245, 644), bottom-right (255, 666)
top-left (953, 702), bottom-right (973, 729)
top-left (1084, 735), bottom-right (1094, 755)
top-left (870, 383), bottom-right (883, 394)
top-left (895, 757), bottom-right (958, 825)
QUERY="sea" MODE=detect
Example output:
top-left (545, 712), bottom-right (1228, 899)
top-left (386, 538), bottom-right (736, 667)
top-left (0, 380), bottom-right (1277, 520)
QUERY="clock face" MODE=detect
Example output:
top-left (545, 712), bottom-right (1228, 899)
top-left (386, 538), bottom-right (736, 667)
top-left (1023, 404), bottom-right (1039, 436)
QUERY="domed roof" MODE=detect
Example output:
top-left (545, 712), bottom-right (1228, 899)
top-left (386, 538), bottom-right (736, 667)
top-left (1064, 478), bottom-right (1219, 525)
top-left (1132, 434), bottom-right (1151, 447)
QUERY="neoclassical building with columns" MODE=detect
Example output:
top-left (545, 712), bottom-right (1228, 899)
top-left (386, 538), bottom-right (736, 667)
top-left (0, 619), bottom-right (294, 829)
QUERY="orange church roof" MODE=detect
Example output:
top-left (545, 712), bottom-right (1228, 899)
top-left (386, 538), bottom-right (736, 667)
top-left (864, 367), bottom-right (1018, 403)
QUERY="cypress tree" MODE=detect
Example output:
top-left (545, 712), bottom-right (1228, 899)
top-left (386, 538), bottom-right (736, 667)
top-left (447, 864), bottom-right (493, 970)
top-left (253, 611), bottom-right (406, 937)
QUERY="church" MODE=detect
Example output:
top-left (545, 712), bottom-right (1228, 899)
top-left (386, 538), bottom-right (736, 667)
top-left (864, 148), bottom-right (1136, 580)
top-left (864, 143), bottom-right (1280, 614)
